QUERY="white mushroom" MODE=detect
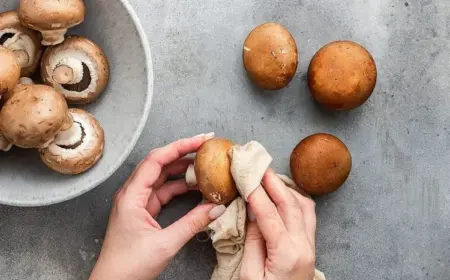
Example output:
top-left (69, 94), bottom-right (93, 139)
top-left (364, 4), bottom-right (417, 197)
top-left (39, 108), bottom-right (105, 175)
top-left (0, 84), bottom-right (73, 149)
top-left (0, 46), bottom-right (20, 96)
top-left (18, 0), bottom-right (86, 46)
top-left (41, 36), bottom-right (110, 104)
top-left (0, 11), bottom-right (43, 77)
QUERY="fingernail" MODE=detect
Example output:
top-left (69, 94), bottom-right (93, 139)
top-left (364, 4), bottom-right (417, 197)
top-left (247, 206), bottom-right (256, 222)
top-left (208, 205), bottom-right (226, 220)
top-left (204, 132), bottom-right (215, 140)
top-left (194, 133), bottom-right (205, 138)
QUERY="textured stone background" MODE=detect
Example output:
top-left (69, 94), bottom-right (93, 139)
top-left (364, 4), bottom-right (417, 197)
top-left (1, 0), bottom-right (450, 279)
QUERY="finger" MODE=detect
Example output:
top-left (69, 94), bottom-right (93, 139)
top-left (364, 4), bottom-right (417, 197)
top-left (146, 180), bottom-right (191, 217)
top-left (153, 158), bottom-right (194, 189)
top-left (262, 169), bottom-right (302, 234)
top-left (124, 134), bottom-right (214, 200)
top-left (290, 189), bottom-right (317, 247)
top-left (241, 221), bottom-right (265, 280)
top-left (247, 185), bottom-right (288, 248)
top-left (163, 203), bottom-right (226, 252)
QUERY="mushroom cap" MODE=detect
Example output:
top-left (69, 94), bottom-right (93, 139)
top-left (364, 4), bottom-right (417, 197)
top-left (243, 22), bottom-right (298, 90)
top-left (41, 36), bottom-right (110, 104)
top-left (18, 0), bottom-right (86, 31)
top-left (307, 41), bottom-right (377, 110)
top-left (0, 10), bottom-right (43, 77)
top-left (194, 138), bottom-right (238, 205)
top-left (290, 133), bottom-right (352, 196)
top-left (0, 46), bottom-right (20, 95)
top-left (40, 108), bottom-right (105, 175)
top-left (0, 84), bottom-right (71, 148)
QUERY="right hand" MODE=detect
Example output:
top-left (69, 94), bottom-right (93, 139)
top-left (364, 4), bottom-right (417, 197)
top-left (240, 169), bottom-right (317, 280)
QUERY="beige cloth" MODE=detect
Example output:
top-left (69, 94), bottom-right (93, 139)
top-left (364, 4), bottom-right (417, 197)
top-left (187, 141), bottom-right (326, 280)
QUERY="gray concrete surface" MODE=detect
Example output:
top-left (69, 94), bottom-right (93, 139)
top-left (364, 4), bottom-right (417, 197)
top-left (1, 0), bottom-right (450, 279)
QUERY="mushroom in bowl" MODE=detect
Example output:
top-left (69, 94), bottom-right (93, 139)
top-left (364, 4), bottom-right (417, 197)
top-left (39, 108), bottom-right (105, 175)
top-left (0, 84), bottom-right (73, 149)
top-left (0, 11), bottom-right (43, 77)
top-left (0, 45), bottom-right (20, 96)
top-left (18, 0), bottom-right (86, 46)
top-left (41, 36), bottom-right (110, 104)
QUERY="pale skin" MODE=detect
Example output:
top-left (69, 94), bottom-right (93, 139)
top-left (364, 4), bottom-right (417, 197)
top-left (89, 133), bottom-right (316, 280)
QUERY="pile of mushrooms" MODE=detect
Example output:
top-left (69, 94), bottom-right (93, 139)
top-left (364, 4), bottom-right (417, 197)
top-left (0, 0), bottom-right (110, 175)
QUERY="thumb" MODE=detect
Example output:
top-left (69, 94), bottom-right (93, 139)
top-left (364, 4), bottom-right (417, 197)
top-left (163, 203), bottom-right (227, 252)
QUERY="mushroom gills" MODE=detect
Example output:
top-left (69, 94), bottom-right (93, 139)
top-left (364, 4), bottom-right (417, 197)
top-left (54, 121), bottom-right (85, 148)
top-left (60, 63), bottom-right (92, 92)
top-left (0, 32), bottom-right (14, 45)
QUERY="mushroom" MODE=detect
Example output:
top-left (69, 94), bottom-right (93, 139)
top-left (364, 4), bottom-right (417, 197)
top-left (18, 0), bottom-right (86, 46)
top-left (193, 138), bottom-right (238, 205)
top-left (0, 46), bottom-right (20, 96)
top-left (243, 22), bottom-right (298, 90)
top-left (0, 84), bottom-right (73, 149)
top-left (41, 36), bottom-right (110, 104)
top-left (308, 41), bottom-right (377, 110)
top-left (40, 108), bottom-right (105, 175)
top-left (0, 11), bottom-right (44, 77)
top-left (290, 133), bottom-right (352, 196)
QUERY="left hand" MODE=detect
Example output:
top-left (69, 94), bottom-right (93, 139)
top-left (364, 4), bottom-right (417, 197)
top-left (89, 133), bottom-right (226, 280)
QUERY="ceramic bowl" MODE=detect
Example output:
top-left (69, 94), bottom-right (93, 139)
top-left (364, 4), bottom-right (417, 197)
top-left (0, 0), bottom-right (153, 206)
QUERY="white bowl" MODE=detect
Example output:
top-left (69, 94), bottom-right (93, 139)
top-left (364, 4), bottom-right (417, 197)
top-left (0, 0), bottom-right (153, 206)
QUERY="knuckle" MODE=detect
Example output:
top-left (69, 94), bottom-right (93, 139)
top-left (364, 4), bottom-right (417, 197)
top-left (187, 218), bottom-right (204, 236)
top-left (245, 230), bottom-right (263, 242)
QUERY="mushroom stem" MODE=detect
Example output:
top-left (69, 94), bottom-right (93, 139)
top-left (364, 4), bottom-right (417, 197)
top-left (53, 65), bottom-right (75, 84)
top-left (61, 113), bottom-right (74, 131)
top-left (40, 29), bottom-right (66, 46)
top-left (19, 77), bottom-right (34, 85)
top-left (186, 164), bottom-right (197, 187)
top-left (13, 49), bottom-right (29, 67)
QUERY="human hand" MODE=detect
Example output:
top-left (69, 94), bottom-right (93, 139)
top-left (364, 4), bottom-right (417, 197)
top-left (240, 169), bottom-right (317, 280)
top-left (89, 133), bottom-right (227, 280)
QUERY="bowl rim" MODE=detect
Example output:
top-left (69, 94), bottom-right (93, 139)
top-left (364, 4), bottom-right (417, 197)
top-left (0, 0), bottom-right (154, 207)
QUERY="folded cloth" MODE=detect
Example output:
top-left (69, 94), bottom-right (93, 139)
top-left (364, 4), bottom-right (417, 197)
top-left (187, 141), bottom-right (326, 280)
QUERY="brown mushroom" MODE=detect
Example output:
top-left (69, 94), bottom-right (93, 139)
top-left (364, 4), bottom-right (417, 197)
top-left (41, 36), bottom-right (110, 104)
top-left (0, 11), bottom-right (43, 77)
top-left (243, 22), bottom-right (298, 90)
top-left (307, 41), bottom-right (377, 110)
top-left (194, 138), bottom-right (238, 205)
top-left (0, 84), bottom-right (73, 149)
top-left (0, 46), bottom-right (20, 96)
top-left (39, 108), bottom-right (105, 175)
top-left (290, 133), bottom-right (352, 196)
top-left (18, 0), bottom-right (86, 46)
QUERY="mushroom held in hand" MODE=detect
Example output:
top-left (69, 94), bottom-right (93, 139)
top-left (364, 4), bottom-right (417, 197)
top-left (18, 0), bottom-right (86, 46)
top-left (0, 46), bottom-right (20, 96)
top-left (243, 22), bottom-right (298, 90)
top-left (0, 11), bottom-right (43, 77)
top-left (308, 41), bottom-right (377, 110)
top-left (194, 138), bottom-right (238, 205)
top-left (290, 133), bottom-right (352, 196)
top-left (40, 108), bottom-right (105, 175)
top-left (0, 84), bottom-right (73, 149)
top-left (41, 36), bottom-right (110, 104)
